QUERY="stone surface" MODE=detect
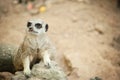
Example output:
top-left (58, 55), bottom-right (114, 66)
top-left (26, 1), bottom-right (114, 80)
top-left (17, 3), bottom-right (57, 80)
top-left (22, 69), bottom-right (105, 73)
top-left (0, 72), bottom-right (13, 80)
top-left (0, 43), bottom-right (67, 80)
top-left (0, 43), bottom-right (16, 73)
top-left (12, 61), bottom-right (67, 80)
top-left (12, 71), bottom-right (27, 80)
top-left (32, 61), bottom-right (67, 80)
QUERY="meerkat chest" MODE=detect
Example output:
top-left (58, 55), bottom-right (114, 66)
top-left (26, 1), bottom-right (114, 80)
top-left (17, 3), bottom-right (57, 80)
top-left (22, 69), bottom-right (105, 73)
top-left (26, 37), bottom-right (45, 52)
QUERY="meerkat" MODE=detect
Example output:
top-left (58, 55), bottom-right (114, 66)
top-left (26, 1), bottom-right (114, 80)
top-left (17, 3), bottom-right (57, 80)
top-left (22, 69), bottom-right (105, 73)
top-left (13, 19), bottom-right (56, 76)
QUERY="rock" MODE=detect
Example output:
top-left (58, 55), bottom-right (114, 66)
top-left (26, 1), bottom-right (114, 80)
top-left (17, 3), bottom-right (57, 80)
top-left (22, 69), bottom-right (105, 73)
top-left (11, 71), bottom-right (27, 80)
top-left (0, 43), bottom-right (67, 80)
top-left (12, 61), bottom-right (67, 80)
top-left (27, 77), bottom-right (41, 80)
top-left (0, 72), bottom-right (13, 80)
top-left (0, 43), bottom-right (16, 73)
top-left (31, 61), bottom-right (67, 80)
top-left (90, 77), bottom-right (102, 80)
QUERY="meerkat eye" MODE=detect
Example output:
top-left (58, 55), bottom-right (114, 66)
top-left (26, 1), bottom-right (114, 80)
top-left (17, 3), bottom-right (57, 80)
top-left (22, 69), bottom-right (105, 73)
top-left (27, 22), bottom-right (32, 27)
top-left (35, 23), bottom-right (42, 29)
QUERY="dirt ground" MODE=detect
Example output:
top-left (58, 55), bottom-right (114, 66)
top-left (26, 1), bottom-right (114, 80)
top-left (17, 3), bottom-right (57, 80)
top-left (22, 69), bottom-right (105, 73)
top-left (0, 0), bottom-right (120, 80)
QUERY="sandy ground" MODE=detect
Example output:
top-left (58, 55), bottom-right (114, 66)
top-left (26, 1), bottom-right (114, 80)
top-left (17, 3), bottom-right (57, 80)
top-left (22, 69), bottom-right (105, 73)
top-left (0, 0), bottom-right (120, 80)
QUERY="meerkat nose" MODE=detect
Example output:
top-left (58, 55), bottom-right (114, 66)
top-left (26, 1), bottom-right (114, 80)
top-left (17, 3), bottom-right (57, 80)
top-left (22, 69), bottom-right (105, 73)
top-left (29, 27), bottom-right (33, 32)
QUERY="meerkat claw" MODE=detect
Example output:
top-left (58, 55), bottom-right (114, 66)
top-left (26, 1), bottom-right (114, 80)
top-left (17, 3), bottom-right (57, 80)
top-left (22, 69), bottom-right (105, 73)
top-left (23, 69), bottom-right (31, 78)
top-left (44, 62), bottom-right (51, 68)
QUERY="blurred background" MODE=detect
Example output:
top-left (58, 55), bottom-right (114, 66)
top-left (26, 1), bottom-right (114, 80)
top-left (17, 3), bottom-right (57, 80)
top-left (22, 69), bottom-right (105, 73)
top-left (0, 0), bottom-right (120, 80)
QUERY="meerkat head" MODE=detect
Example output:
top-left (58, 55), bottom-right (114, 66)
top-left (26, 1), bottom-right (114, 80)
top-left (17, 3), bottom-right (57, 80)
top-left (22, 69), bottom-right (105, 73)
top-left (26, 19), bottom-right (48, 36)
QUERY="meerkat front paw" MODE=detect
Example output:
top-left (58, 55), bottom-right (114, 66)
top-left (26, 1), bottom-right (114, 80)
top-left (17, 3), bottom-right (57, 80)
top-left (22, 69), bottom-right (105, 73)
top-left (23, 68), bottom-right (31, 77)
top-left (44, 57), bottom-right (51, 68)
top-left (43, 51), bottom-right (52, 68)
top-left (23, 56), bottom-right (31, 77)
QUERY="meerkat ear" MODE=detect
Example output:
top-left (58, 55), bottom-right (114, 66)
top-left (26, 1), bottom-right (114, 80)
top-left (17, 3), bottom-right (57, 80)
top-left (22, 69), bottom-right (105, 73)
top-left (45, 24), bottom-right (48, 32)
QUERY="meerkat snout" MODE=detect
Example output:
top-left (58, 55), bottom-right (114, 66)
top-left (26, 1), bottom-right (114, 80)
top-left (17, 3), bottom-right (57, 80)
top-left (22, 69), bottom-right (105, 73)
top-left (29, 27), bottom-right (33, 32)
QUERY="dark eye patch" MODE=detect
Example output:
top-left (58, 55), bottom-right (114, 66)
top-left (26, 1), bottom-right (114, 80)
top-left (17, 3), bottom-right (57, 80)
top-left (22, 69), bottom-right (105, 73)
top-left (35, 23), bottom-right (42, 29)
top-left (27, 22), bottom-right (32, 27)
